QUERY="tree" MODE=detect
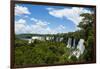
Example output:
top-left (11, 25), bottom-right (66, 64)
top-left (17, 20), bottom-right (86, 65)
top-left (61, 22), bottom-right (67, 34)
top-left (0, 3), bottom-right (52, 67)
top-left (78, 12), bottom-right (95, 61)
top-left (78, 13), bottom-right (95, 40)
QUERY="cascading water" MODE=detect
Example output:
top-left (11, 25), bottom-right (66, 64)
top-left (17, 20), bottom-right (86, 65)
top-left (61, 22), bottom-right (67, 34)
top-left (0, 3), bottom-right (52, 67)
top-left (67, 38), bottom-right (72, 48)
top-left (72, 39), bottom-right (76, 48)
top-left (68, 38), bottom-right (85, 59)
top-left (77, 39), bottom-right (85, 54)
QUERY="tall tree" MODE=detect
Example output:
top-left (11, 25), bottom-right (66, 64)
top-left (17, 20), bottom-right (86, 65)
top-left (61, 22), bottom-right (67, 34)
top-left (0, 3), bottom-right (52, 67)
top-left (78, 13), bottom-right (95, 40)
top-left (78, 12), bottom-right (95, 61)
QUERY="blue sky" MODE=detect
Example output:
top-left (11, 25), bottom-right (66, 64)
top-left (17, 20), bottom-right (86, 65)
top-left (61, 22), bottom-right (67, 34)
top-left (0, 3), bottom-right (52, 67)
top-left (15, 3), bottom-right (94, 34)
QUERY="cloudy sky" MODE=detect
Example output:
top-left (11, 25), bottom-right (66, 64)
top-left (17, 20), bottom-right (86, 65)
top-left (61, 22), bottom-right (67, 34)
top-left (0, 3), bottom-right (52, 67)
top-left (15, 3), bottom-right (94, 34)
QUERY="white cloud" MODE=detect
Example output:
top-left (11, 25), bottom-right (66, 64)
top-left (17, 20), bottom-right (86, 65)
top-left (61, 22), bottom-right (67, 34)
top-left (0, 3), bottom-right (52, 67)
top-left (15, 19), bottom-right (27, 33)
top-left (15, 18), bottom-right (52, 34)
top-left (15, 18), bottom-right (67, 34)
top-left (47, 7), bottom-right (92, 25)
top-left (36, 20), bottom-right (49, 27)
top-left (15, 5), bottom-right (31, 16)
top-left (24, 15), bottom-right (29, 18)
top-left (15, 19), bottom-right (26, 24)
top-left (31, 18), bottom-right (38, 22)
top-left (54, 25), bottom-right (67, 33)
top-left (46, 8), bottom-right (55, 11)
top-left (30, 20), bottom-right (52, 34)
top-left (59, 25), bottom-right (66, 29)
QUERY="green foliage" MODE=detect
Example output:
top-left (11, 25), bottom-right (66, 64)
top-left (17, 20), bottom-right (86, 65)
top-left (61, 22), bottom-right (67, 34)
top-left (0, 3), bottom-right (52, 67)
top-left (85, 36), bottom-right (94, 61)
top-left (15, 39), bottom-right (28, 47)
top-left (15, 40), bottom-right (72, 65)
top-left (70, 56), bottom-right (77, 61)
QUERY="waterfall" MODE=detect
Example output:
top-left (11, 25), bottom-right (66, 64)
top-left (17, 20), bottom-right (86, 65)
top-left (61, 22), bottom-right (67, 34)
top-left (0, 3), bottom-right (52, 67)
top-left (59, 37), bottom-right (63, 42)
top-left (67, 38), bottom-right (72, 48)
top-left (68, 39), bottom-right (85, 59)
top-left (72, 39), bottom-right (76, 48)
top-left (28, 39), bottom-right (32, 44)
top-left (77, 39), bottom-right (85, 54)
